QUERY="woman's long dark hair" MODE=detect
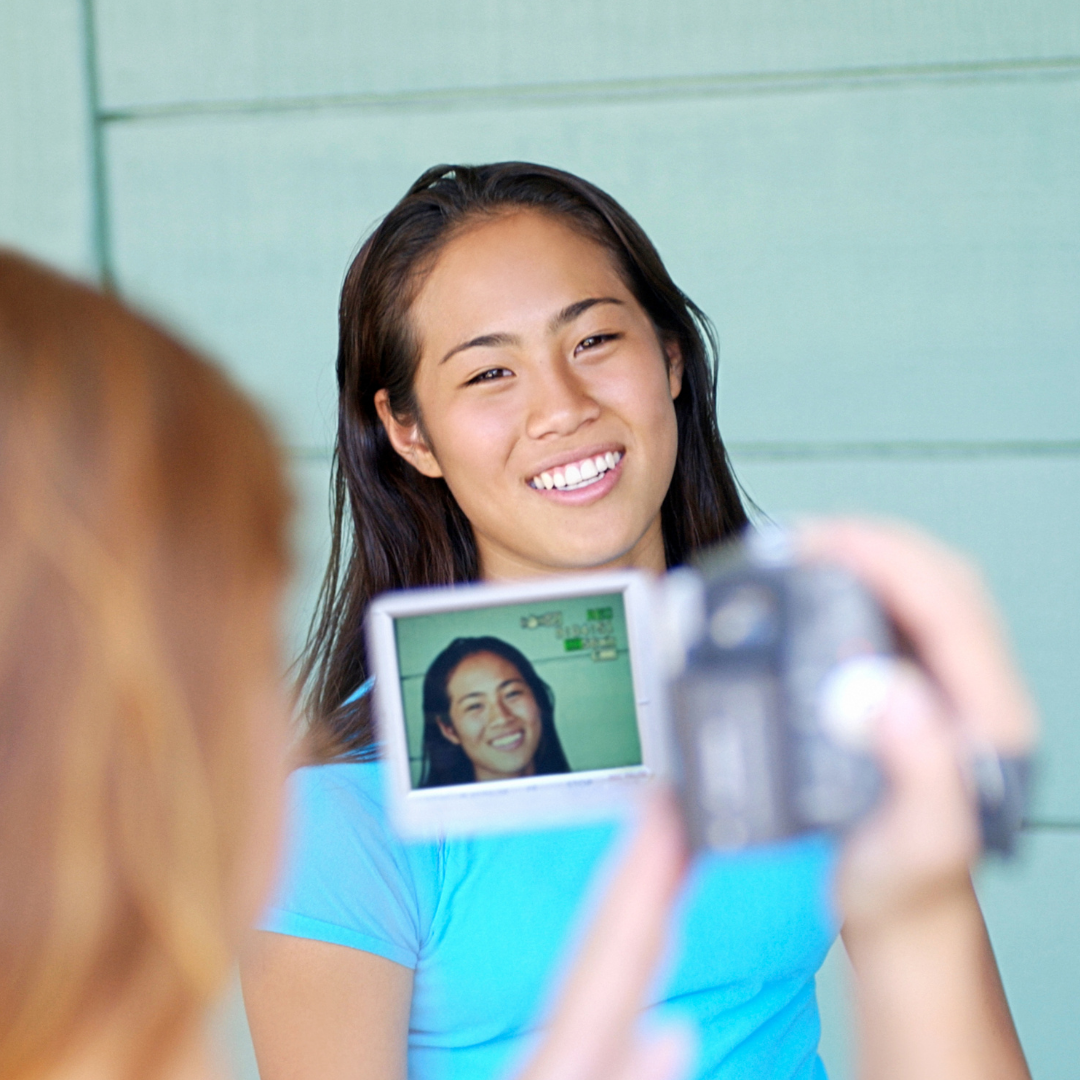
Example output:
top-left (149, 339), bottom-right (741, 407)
top-left (301, 162), bottom-right (748, 761)
top-left (418, 637), bottom-right (570, 787)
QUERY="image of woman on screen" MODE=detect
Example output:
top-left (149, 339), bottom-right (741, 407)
top-left (419, 636), bottom-right (571, 787)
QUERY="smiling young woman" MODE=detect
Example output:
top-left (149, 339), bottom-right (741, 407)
top-left (239, 163), bottom-right (1017, 1080)
top-left (295, 163), bottom-right (747, 763)
top-left (376, 210), bottom-right (684, 579)
top-left (419, 636), bottom-right (571, 788)
top-left (441, 651), bottom-right (542, 779)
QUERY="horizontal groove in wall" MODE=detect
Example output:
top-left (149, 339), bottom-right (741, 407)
top-left (98, 54), bottom-right (1080, 124)
top-left (289, 441), bottom-right (1080, 464)
top-left (1023, 820), bottom-right (1080, 832)
top-left (729, 440), bottom-right (1080, 462)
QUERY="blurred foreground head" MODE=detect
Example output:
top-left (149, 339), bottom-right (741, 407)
top-left (0, 252), bottom-right (292, 1079)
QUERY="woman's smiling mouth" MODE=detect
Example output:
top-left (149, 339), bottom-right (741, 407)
top-left (489, 730), bottom-right (526, 751)
top-left (528, 450), bottom-right (623, 491)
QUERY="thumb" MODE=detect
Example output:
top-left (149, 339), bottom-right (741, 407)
top-left (874, 664), bottom-right (963, 801)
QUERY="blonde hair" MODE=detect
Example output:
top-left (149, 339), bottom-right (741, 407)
top-left (0, 251), bottom-right (292, 1079)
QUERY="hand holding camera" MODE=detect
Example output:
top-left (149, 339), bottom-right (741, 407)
top-left (665, 525), bottom-right (1029, 857)
top-left (513, 519), bottom-right (1037, 1080)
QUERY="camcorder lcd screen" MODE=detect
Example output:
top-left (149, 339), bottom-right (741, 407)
top-left (366, 571), bottom-right (666, 838)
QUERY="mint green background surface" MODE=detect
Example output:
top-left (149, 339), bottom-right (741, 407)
top-left (4, 3), bottom-right (1079, 1076)
top-left (392, 593), bottom-right (641, 784)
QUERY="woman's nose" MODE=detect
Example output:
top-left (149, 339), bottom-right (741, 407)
top-left (524, 358), bottom-right (600, 440)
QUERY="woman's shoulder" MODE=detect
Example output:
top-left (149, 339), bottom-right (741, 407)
top-left (288, 756), bottom-right (385, 811)
top-left (284, 756), bottom-right (424, 857)
top-left (264, 756), bottom-right (442, 960)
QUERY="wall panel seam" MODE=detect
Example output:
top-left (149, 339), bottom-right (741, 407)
top-left (728, 441), bottom-right (1080, 463)
top-left (98, 54), bottom-right (1080, 125)
top-left (286, 442), bottom-right (1080, 465)
top-left (79, 0), bottom-right (114, 288)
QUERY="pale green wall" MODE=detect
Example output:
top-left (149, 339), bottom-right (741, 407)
top-left (3, 3), bottom-right (1080, 1077)
top-left (0, 0), bottom-right (96, 275)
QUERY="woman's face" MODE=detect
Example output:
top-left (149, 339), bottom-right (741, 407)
top-left (439, 651), bottom-right (544, 782)
top-left (379, 210), bottom-right (683, 579)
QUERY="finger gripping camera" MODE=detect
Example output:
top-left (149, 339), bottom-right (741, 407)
top-left (367, 530), bottom-right (1028, 853)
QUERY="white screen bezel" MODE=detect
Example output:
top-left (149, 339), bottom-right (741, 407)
top-left (365, 570), bottom-right (668, 838)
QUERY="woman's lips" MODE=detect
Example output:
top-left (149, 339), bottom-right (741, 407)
top-left (526, 451), bottom-right (624, 506)
top-left (529, 450), bottom-right (622, 491)
top-left (489, 730), bottom-right (525, 752)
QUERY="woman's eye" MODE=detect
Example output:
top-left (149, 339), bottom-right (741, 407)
top-left (575, 333), bottom-right (618, 355)
top-left (466, 367), bottom-right (513, 385)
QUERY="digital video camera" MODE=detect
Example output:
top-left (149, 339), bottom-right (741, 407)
top-left (366, 529), bottom-right (1027, 853)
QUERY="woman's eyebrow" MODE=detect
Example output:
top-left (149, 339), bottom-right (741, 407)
top-left (440, 331), bottom-right (517, 366)
top-left (548, 296), bottom-right (623, 333)
top-left (438, 297), bottom-right (624, 365)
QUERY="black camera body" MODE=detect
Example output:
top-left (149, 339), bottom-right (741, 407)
top-left (666, 532), bottom-right (1028, 854)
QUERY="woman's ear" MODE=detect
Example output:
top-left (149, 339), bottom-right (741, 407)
top-left (436, 718), bottom-right (462, 745)
top-left (374, 388), bottom-right (443, 478)
top-left (664, 338), bottom-right (684, 401)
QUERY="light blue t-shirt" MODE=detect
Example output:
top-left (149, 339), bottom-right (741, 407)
top-left (262, 761), bottom-right (838, 1080)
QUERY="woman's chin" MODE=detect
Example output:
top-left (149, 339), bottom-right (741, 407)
top-left (522, 514), bottom-right (665, 575)
top-left (501, 538), bottom-right (649, 577)
top-left (475, 502), bottom-right (663, 577)
top-left (475, 754), bottom-right (538, 782)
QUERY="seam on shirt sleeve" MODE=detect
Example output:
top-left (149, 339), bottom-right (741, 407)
top-left (259, 907), bottom-right (418, 970)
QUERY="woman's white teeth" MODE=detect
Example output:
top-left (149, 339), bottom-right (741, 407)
top-left (491, 732), bottom-right (523, 749)
top-left (531, 451), bottom-right (622, 490)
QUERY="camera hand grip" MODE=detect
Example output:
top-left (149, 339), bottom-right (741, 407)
top-left (972, 752), bottom-right (1030, 856)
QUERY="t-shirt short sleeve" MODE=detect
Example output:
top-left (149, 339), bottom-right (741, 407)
top-left (258, 762), bottom-right (440, 970)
